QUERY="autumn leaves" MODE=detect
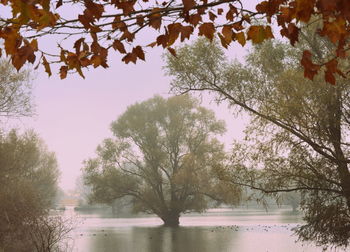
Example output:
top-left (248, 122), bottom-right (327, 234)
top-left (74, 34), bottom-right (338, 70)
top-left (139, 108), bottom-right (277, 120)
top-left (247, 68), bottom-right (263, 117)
top-left (1, 0), bottom-right (350, 85)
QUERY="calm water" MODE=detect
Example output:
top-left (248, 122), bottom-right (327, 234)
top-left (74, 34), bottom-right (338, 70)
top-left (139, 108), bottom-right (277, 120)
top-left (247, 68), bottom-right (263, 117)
top-left (61, 207), bottom-right (345, 252)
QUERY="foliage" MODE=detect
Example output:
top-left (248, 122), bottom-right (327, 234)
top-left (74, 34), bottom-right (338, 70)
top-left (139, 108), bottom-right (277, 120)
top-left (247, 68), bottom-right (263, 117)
top-left (29, 215), bottom-right (75, 252)
top-left (0, 59), bottom-right (33, 118)
top-left (165, 38), bottom-right (350, 248)
top-left (83, 95), bottom-right (240, 226)
top-left (0, 130), bottom-right (60, 251)
top-left (0, 0), bottom-right (349, 83)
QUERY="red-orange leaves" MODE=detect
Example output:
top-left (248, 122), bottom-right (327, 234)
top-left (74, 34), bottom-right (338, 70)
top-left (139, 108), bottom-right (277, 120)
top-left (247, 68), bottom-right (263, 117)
top-left (149, 8), bottom-right (162, 30)
top-left (42, 56), bottom-right (51, 76)
top-left (84, 0), bottom-right (104, 20)
top-left (112, 40), bottom-right (126, 54)
top-left (226, 4), bottom-right (237, 21)
top-left (188, 14), bottom-right (202, 26)
top-left (0, 27), bottom-right (21, 56)
top-left (198, 23), bottom-right (215, 41)
top-left (120, 30), bottom-right (135, 42)
top-left (180, 26), bottom-right (193, 41)
top-left (295, 0), bottom-right (315, 23)
top-left (133, 46), bottom-right (145, 61)
top-left (301, 50), bottom-right (320, 81)
top-left (247, 25), bottom-right (274, 44)
top-left (60, 66), bottom-right (68, 79)
top-left (3, 0), bottom-right (350, 85)
top-left (234, 32), bottom-right (246, 46)
top-left (280, 23), bottom-right (299, 46)
top-left (167, 47), bottom-right (177, 57)
top-left (11, 39), bottom-right (38, 71)
top-left (122, 52), bottom-right (137, 64)
top-left (114, 0), bottom-right (136, 16)
top-left (209, 11), bottom-right (217, 22)
top-left (156, 35), bottom-right (168, 48)
top-left (321, 17), bottom-right (347, 43)
top-left (167, 23), bottom-right (182, 46)
top-left (183, 0), bottom-right (196, 12)
top-left (324, 59), bottom-right (345, 85)
top-left (222, 25), bottom-right (233, 44)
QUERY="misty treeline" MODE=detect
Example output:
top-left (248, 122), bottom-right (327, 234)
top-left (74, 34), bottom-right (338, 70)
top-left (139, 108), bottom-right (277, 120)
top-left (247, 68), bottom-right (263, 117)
top-left (83, 25), bottom-right (350, 250)
top-left (0, 61), bottom-right (70, 252)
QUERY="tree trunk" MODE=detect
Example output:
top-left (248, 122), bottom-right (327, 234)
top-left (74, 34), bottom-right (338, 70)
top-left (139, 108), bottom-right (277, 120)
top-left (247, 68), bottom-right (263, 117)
top-left (161, 212), bottom-right (180, 227)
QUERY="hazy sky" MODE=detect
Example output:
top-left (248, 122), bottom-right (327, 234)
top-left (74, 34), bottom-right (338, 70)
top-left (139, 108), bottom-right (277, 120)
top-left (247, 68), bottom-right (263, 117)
top-left (0, 0), bottom-right (261, 192)
top-left (4, 40), bottom-right (249, 192)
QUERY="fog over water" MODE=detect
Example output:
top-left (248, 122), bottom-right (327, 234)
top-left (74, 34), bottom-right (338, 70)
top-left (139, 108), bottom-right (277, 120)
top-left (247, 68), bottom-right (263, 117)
top-left (59, 207), bottom-right (345, 252)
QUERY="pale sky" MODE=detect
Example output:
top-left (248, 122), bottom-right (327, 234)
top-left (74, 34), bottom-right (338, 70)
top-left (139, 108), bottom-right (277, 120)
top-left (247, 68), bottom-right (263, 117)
top-left (10, 44), bottom-right (248, 191)
top-left (2, 0), bottom-right (259, 191)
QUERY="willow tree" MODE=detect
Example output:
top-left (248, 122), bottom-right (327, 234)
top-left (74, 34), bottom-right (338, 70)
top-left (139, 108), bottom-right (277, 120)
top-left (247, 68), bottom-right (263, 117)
top-left (165, 36), bottom-right (350, 247)
top-left (83, 95), bottom-right (239, 226)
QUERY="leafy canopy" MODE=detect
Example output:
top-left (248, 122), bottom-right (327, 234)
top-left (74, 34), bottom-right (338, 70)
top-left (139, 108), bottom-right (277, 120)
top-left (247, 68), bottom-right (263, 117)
top-left (165, 37), bottom-right (350, 247)
top-left (0, 0), bottom-right (349, 84)
top-left (83, 95), bottom-right (240, 226)
top-left (0, 130), bottom-right (59, 250)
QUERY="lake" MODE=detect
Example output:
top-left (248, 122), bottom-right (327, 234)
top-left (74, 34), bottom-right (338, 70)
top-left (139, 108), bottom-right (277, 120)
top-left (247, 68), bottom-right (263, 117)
top-left (61, 207), bottom-right (344, 252)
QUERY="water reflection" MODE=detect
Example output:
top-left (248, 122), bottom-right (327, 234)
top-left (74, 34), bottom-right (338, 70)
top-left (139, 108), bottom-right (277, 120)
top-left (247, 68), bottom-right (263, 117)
top-left (75, 226), bottom-right (238, 252)
top-left (67, 208), bottom-right (344, 252)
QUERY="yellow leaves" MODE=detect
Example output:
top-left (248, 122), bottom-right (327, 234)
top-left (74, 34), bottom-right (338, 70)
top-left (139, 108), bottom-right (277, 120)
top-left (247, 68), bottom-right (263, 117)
top-left (198, 22), bottom-right (215, 41)
top-left (247, 25), bottom-right (274, 44)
